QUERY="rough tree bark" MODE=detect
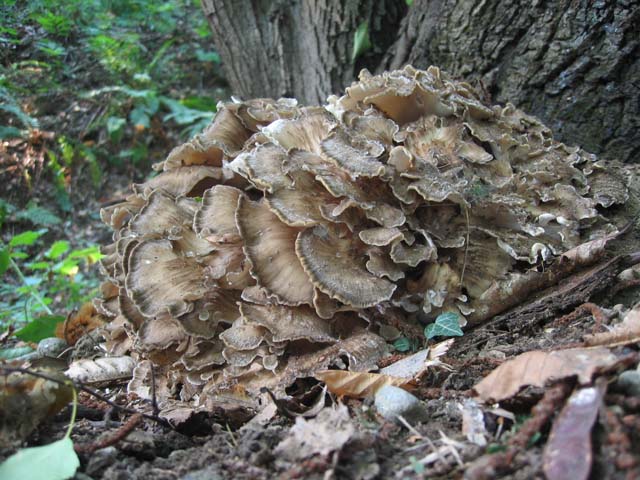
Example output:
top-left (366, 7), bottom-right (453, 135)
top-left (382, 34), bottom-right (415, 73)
top-left (202, 0), bottom-right (639, 162)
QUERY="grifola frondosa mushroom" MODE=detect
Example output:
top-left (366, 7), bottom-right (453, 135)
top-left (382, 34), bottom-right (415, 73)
top-left (97, 65), bottom-right (628, 412)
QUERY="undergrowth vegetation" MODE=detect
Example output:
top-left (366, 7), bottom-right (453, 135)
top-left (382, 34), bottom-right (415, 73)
top-left (0, 0), bottom-right (227, 330)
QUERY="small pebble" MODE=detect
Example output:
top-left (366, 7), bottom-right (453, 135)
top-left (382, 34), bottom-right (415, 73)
top-left (37, 337), bottom-right (68, 358)
top-left (478, 349), bottom-right (506, 361)
top-left (181, 467), bottom-right (223, 480)
top-left (374, 385), bottom-right (427, 424)
top-left (615, 370), bottom-right (640, 396)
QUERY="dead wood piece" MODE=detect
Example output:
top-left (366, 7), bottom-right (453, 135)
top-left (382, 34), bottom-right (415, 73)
top-left (452, 253), bottom-right (639, 357)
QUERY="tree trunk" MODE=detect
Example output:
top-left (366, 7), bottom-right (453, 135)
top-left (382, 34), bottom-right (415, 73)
top-left (202, 0), bottom-right (639, 162)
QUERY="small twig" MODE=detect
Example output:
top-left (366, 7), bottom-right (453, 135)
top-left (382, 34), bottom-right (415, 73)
top-left (0, 365), bottom-right (172, 429)
top-left (225, 423), bottom-right (238, 448)
top-left (396, 414), bottom-right (423, 438)
top-left (150, 363), bottom-right (159, 418)
top-left (74, 413), bottom-right (143, 454)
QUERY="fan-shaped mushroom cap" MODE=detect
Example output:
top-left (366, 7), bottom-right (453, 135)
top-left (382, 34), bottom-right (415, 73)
top-left (236, 197), bottom-right (314, 305)
top-left (137, 314), bottom-right (187, 351)
top-left (177, 290), bottom-right (241, 339)
top-left (261, 109), bottom-right (335, 153)
top-left (296, 225), bottom-right (396, 308)
top-left (239, 302), bottom-right (335, 343)
top-left (126, 239), bottom-right (206, 317)
top-left (193, 185), bottom-right (242, 243)
top-left (320, 128), bottom-right (386, 179)
top-left (161, 107), bottom-right (250, 171)
top-left (133, 166), bottom-right (226, 199)
top-left (219, 321), bottom-right (266, 351)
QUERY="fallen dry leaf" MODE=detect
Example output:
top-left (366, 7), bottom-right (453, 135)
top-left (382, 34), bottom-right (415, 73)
top-left (543, 382), bottom-right (606, 480)
top-left (57, 302), bottom-right (105, 345)
top-left (0, 371), bottom-right (73, 447)
top-left (315, 370), bottom-right (412, 398)
top-left (379, 339), bottom-right (453, 379)
top-left (274, 404), bottom-right (355, 461)
top-left (473, 348), bottom-right (618, 402)
top-left (460, 398), bottom-right (488, 447)
top-left (65, 356), bottom-right (135, 384)
top-left (584, 304), bottom-right (640, 347)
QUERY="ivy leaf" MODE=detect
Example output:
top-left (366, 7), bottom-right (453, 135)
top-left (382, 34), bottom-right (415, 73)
top-left (0, 437), bottom-right (79, 480)
top-left (424, 312), bottom-right (464, 339)
top-left (0, 247), bottom-right (9, 276)
top-left (106, 116), bottom-right (126, 142)
top-left (14, 315), bottom-right (65, 342)
top-left (9, 230), bottom-right (46, 248)
top-left (393, 337), bottom-right (412, 352)
top-left (351, 20), bottom-right (372, 63)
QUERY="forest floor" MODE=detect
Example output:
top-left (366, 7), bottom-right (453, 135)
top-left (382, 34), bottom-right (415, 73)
top-left (14, 283), bottom-right (640, 480)
top-left (2, 2), bottom-right (640, 480)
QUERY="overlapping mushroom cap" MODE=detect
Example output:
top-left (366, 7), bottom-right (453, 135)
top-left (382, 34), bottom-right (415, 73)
top-left (97, 65), bottom-right (627, 409)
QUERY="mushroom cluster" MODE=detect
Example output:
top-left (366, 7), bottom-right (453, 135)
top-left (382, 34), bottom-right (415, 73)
top-left (97, 65), bottom-right (626, 408)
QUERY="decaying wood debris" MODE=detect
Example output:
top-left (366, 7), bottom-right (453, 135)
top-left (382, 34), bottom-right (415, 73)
top-left (95, 65), bottom-right (629, 413)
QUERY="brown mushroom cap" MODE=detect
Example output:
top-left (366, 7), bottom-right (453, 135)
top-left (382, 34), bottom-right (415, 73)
top-left (240, 302), bottom-right (335, 343)
top-left (193, 185), bottom-right (243, 243)
top-left (236, 196), bottom-right (314, 305)
top-left (296, 225), bottom-right (396, 308)
top-left (126, 239), bottom-right (206, 317)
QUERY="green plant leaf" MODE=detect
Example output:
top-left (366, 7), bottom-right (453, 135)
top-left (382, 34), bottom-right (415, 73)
top-left (0, 126), bottom-right (24, 139)
top-left (54, 258), bottom-right (79, 276)
top-left (68, 245), bottom-right (103, 263)
top-left (0, 437), bottom-right (79, 480)
top-left (14, 315), bottom-right (65, 342)
top-left (351, 20), bottom-right (372, 63)
top-left (46, 241), bottom-right (70, 260)
top-left (9, 230), bottom-right (46, 248)
top-left (15, 206), bottom-right (62, 226)
top-left (424, 312), bottom-right (464, 339)
top-left (130, 107), bottom-right (150, 129)
top-left (195, 48), bottom-right (221, 64)
top-left (106, 116), bottom-right (126, 142)
top-left (26, 261), bottom-right (51, 271)
top-left (0, 248), bottom-right (9, 276)
top-left (393, 336), bottom-right (411, 352)
top-left (0, 345), bottom-right (35, 360)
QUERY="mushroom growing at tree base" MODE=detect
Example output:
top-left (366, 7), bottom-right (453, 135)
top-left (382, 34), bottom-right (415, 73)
top-left (95, 65), bottom-right (628, 413)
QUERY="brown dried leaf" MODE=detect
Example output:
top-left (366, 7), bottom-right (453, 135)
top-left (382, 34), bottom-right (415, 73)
top-left (274, 404), bottom-right (355, 461)
top-left (473, 348), bottom-right (618, 403)
top-left (379, 339), bottom-right (453, 379)
top-left (584, 305), bottom-right (640, 347)
top-left (58, 302), bottom-right (105, 345)
top-left (0, 372), bottom-right (73, 447)
top-left (543, 383), bottom-right (606, 480)
top-left (315, 370), bottom-right (412, 398)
